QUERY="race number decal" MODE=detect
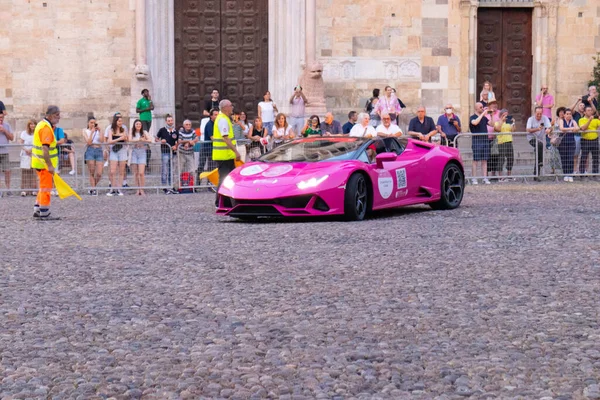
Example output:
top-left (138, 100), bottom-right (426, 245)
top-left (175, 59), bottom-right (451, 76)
top-left (240, 164), bottom-right (268, 176)
top-left (395, 168), bottom-right (407, 189)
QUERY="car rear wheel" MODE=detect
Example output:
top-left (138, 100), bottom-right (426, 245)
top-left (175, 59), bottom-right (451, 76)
top-left (344, 173), bottom-right (369, 221)
top-left (430, 163), bottom-right (464, 210)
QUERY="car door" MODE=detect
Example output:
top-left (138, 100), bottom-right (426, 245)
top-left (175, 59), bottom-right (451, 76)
top-left (378, 138), bottom-right (424, 205)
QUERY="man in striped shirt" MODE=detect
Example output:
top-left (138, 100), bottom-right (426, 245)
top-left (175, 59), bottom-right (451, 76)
top-left (178, 120), bottom-right (197, 175)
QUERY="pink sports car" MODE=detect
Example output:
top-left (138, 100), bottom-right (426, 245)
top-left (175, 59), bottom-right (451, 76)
top-left (216, 136), bottom-right (465, 221)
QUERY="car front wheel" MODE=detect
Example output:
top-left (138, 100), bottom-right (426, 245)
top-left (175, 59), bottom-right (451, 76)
top-left (344, 173), bottom-right (369, 221)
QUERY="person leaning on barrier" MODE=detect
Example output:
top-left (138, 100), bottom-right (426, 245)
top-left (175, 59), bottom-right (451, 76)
top-left (577, 106), bottom-right (600, 176)
top-left (436, 104), bottom-right (462, 146)
top-left (558, 108), bottom-right (580, 182)
top-left (31, 106), bottom-right (60, 218)
top-left (407, 106), bottom-right (437, 142)
top-left (526, 106), bottom-right (552, 180)
top-left (178, 119), bottom-right (198, 176)
top-left (213, 99), bottom-right (241, 207)
top-left (468, 102), bottom-right (491, 185)
top-left (83, 116), bottom-right (103, 196)
top-left (493, 109), bottom-right (515, 181)
top-left (155, 114), bottom-right (178, 194)
top-left (0, 112), bottom-right (14, 195)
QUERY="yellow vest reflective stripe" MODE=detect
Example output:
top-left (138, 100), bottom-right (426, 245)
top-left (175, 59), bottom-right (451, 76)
top-left (31, 119), bottom-right (58, 170)
top-left (212, 113), bottom-right (236, 160)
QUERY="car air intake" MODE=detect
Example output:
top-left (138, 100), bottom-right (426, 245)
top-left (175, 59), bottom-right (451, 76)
top-left (229, 205), bottom-right (282, 217)
top-left (313, 196), bottom-right (330, 211)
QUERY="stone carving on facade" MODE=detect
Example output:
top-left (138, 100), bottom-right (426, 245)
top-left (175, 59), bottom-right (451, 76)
top-left (398, 60), bottom-right (420, 78)
top-left (134, 64), bottom-right (150, 80)
top-left (321, 58), bottom-right (421, 81)
top-left (298, 62), bottom-right (327, 116)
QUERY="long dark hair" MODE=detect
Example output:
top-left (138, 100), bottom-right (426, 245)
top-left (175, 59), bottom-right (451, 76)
top-left (309, 115), bottom-right (321, 128)
top-left (131, 119), bottom-right (143, 138)
top-left (111, 116), bottom-right (124, 135)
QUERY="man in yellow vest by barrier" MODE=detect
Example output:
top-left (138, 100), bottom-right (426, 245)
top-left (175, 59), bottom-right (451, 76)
top-left (32, 105), bottom-right (61, 218)
top-left (212, 99), bottom-right (241, 207)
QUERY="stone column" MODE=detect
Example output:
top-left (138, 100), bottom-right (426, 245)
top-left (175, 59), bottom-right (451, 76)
top-left (305, 0), bottom-right (316, 65)
top-left (460, 0), bottom-right (478, 117)
top-left (269, 0), bottom-right (305, 114)
top-left (134, 0), bottom-right (149, 79)
top-left (146, 0), bottom-right (175, 119)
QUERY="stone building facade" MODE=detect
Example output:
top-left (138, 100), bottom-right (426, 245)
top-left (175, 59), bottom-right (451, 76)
top-left (0, 0), bottom-right (599, 136)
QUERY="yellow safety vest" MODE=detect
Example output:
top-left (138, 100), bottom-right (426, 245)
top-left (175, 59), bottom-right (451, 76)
top-left (31, 119), bottom-right (58, 170)
top-left (212, 113), bottom-right (236, 160)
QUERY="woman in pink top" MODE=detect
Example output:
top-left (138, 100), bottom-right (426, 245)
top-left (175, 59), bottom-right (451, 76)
top-left (535, 85), bottom-right (554, 119)
top-left (376, 86), bottom-right (402, 125)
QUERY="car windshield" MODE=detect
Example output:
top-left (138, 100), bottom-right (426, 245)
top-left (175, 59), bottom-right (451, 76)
top-left (258, 137), bottom-right (368, 163)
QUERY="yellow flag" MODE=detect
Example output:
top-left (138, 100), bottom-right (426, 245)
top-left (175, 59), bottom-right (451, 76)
top-left (199, 161), bottom-right (244, 187)
top-left (53, 173), bottom-right (82, 200)
top-left (199, 168), bottom-right (219, 186)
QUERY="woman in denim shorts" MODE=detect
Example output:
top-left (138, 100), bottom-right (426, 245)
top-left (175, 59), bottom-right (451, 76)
top-left (129, 119), bottom-right (151, 196)
top-left (107, 116), bottom-right (128, 196)
top-left (83, 117), bottom-right (104, 195)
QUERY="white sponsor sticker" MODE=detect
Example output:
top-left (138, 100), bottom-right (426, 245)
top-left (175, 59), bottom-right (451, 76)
top-left (378, 176), bottom-right (393, 199)
top-left (262, 164), bottom-right (293, 177)
top-left (395, 168), bottom-right (407, 189)
top-left (240, 164), bottom-right (268, 176)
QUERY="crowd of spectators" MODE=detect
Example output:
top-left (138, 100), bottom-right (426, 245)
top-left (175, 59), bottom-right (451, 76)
top-left (1, 82), bottom-right (599, 196)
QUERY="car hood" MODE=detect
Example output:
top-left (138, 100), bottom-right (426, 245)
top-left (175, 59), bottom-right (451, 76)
top-left (230, 162), bottom-right (349, 187)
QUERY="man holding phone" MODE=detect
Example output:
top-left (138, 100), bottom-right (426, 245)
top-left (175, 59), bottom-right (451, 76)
top-left (289, 86), bottom-right (307, 137)
top-left (526, 106), bottom-right (552, 179)
top-left (535, 85), bottom-right (554, 119)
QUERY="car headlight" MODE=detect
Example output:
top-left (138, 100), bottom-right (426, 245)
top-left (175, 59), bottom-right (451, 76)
top-left (223, 175), bottom-right (235, 190)
top-left (296, 175), bottom-right (329, 190)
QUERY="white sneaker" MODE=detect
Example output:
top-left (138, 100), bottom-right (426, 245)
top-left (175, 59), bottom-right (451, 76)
top-left (104, 161), bottom-right (109, 167)
top-left (117, 190), bottom-right (124, 196)
top-left (69, 170), bottom-right (75, 175)
top-left (106, 191), bottom-right (115, 197)
top-left (483, 178), bottom-right (491, 185)
top-left (564, 176), bottom-right (570, 182)
top-left (471, 178), bottom-right (478, 185)
top-left (568, 176), bottom-right (574, 182)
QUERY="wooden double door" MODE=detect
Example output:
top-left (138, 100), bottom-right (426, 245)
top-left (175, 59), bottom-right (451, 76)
top-left (174, 0), bottom-right (269, 126)
top-left (477, 8), bottom-right (533, 130)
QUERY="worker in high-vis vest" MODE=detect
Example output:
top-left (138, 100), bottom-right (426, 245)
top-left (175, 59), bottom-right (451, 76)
top-left (32, 105), bottom-right (61, 218)
top-left (212, 99), bottom-right (240, 207)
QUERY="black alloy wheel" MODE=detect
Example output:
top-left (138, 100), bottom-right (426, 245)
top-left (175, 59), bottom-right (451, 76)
top-left (430, 163), bottom-right (464, 210)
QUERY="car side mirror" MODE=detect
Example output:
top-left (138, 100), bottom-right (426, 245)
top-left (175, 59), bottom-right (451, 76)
top-left (375, 152), bottom-right (397, 169)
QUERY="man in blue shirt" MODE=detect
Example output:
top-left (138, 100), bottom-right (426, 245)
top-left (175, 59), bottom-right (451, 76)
top-left (198, 109), bottom-right (218, 183)
top-left (342, 111), bottom-right (357, 134)
top-left (436, 103), bottom-right (462, 146)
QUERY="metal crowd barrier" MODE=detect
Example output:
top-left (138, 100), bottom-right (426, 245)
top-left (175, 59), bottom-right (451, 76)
top-left (453, 130), bottom-right (600, 181)
top-left (80, 142), bottom-right (173, 194)
top-left (0, 143), bottom-right (79, 195)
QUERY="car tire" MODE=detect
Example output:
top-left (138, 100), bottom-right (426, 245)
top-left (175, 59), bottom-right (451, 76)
top-left (430, 162), bottom-right (464, 210)
top-left (344, 173), bottom-right (369, 221)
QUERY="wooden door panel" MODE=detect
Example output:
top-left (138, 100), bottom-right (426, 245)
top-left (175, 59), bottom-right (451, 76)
top-left (175, 0), bottom-right (268, 126)
top-left (502, 9), bottom-right (532, 129)
top-left (477, 8), bottom-right (532, 130)
top-left (476, 8), bottom-right (503, 97)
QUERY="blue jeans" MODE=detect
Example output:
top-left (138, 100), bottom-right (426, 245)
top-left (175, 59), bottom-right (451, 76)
top-left (161, 153), bottom-right (172, 186)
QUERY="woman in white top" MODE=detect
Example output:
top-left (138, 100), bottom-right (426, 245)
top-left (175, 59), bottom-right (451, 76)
top-left (272, 113), bottom-right (294, 147)
top-left (349, 113), bottom-right (377, 138)
top-left (129, 119), bottom-right (152, 196)
top-left (258, 91), bottom-right (278, 135)
top-left (83, 117), bottom-right (104, 195)
top-left (19, 119), bottom-right (37, 196)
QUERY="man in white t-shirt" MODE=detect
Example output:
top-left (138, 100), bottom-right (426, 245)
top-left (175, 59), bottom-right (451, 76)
top-left (376, 113), bottom-right (403, 137)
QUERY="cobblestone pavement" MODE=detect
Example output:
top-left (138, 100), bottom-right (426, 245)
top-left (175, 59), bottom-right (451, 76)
top-left (1, 182), bottom-right (600, 400)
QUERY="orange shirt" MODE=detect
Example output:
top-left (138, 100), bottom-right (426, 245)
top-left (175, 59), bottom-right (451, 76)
top-left (38, 125), bottom-right (55, 146)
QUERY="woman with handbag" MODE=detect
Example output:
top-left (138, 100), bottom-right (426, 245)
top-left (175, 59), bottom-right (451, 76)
top-left (107, 115), bottom-right (128, 196)
top-left (557, 109), bottom-right (579, 182)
